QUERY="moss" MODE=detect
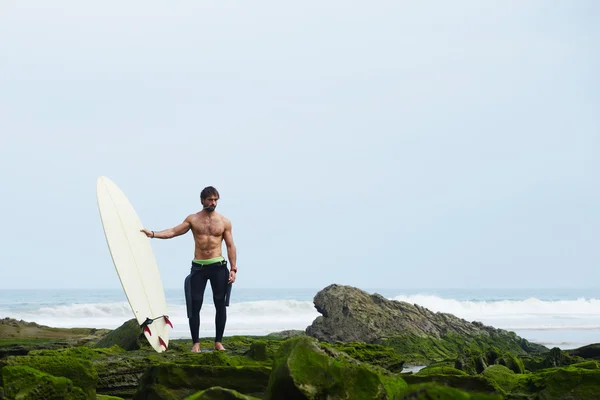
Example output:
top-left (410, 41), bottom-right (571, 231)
top-left (402, 373), bottom-right (502, 396)
top-left (325, 341), bottom-right (405, 372)
top-left (96, 395), bottom-right (125, 400)
top-left (94, 319), bottom-right (143, 351)
top-left (29, 345), bottom-right (122, 360)
top-left (266, 336), bottom-right (408, 399)
top-left (6, 355), bottom-right (98, 398)
top-left (244, 341), bottom-right (271, 361)
top-left (397, 383), bottom-right (503, 399)
top-left (2, 365), bottom-right (86, 400)
top-left (481, 365), bottom-right (518, 393)
top-left (570, 360), bottom-right (599, 370)
top-left (415, 366), bottom-right (468, 376)
top-left (513, 365), bottom-right (600, 399)
top-left (184, 386), bottom-right (262, 399)
top-left (496, 351), bottom-right (525, 374)
top-left (134, 364), bottom-right (271, 400)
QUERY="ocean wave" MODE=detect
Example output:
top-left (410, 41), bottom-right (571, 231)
top-left (391, 295), bottom-right (600, 317)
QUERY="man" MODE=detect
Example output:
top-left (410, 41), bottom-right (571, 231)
top-left (140, 186), bottom-right (237, 352)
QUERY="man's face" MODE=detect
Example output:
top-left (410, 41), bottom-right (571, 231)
top-left (202, 196), bottom-right (219, 212)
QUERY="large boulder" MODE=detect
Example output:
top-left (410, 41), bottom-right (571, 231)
top-left (266, 335), bottom-right (407, 399)
top-left (94, 319), bottom-right (144, 351)
top-left (306, 285), bottom-right (547, 362)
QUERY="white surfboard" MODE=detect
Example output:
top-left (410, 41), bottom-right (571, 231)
top-left (96, 176), bottom-right (172, 352)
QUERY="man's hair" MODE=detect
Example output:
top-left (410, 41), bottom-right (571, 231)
top-left (200, 186), bottom-right (220, 200)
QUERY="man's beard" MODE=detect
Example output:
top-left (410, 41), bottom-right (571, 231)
top-left (204, 205), bottom-right (216, 212)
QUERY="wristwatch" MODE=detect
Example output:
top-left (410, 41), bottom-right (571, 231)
top-left (231, 267), bottom-right (238, 273)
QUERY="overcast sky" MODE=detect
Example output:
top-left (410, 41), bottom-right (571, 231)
top-left (1, 1), bottom-right (598, 290)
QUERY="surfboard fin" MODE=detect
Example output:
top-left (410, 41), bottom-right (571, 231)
top-left (158, 336), bottom-right (167, 349)
top-left (143, 325), bottom-right (152, 336)
top-left (163, 315), bottom-right (173, 329)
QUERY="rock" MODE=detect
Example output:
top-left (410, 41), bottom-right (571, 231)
top-left (306, 284), bottom-right (547, 362)
top-left (243, 341), bottom-right (271, 361)
top-left (402, 371), bottom-right (501, 397)
top-left (566, 343), bottom-right (600, 360)
top-left (266, 335), bottom-right (408, 399)
top-left (133, 362), bottom-right (271, 399)
top-left (4, 354), bottom-right (98, 399)
top-left (184, 386), bottom-right (261, 399)
top-left (0, 318), bottom-right (109, 343)
top-left (94, 319), bottom-right (144, 351)
top-left (522, 364), bottom-right (600, 399)
top-left (397, 382), bottom-right (503, 399)
top-left (265, 330), bottom-right (305, 339)
top-left (541, 347), bottom-right (584, 369)
top-left (325, 342), bottom-right (406, 373)
top-left (1, 365), bottom-right (86, 399)
top-left (481, 364), bottom-right (519, 393)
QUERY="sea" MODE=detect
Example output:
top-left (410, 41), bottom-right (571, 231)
top-left (1, 287), bottom-right (599, 352)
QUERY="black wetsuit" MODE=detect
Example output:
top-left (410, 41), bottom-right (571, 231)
top-left (184, 259), bottom-right (231, 343)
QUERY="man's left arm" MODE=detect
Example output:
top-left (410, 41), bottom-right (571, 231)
top-left (223, 218), bottom-right (237, 280)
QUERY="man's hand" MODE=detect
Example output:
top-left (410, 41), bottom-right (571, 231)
top-left (228, 270), bottom-right (236, 284)
top-left (140, 228), bottom-right (154, 238)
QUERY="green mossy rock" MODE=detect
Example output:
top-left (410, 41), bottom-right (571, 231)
top-left (96, 395), bottom-right (125, 400)
top-left (402, 372), bottom-right (501, 396)
top-left (519, 364), bottom-right (600, 399)
top-left (94, 319), bottom-right (144, 351)
top-left (266, 336), bottom-right (407, 399)
top-left (522, 347), bottom-right (586, 372)
top-left (133, 363), bottom-right (271, 400)
top-left (5, 354), bottom-right (97, 398)
top-left (326, 341), bottom-right (405, 373)
top-left (244, 341), bottom-right (271, 361)
top-left (1, 365), bottom-right (86, 400)
top-left (452, 348), bottom-right (525, 375)
top-left (481, 365), bottom-right (519, 394)
top-left (380, 333), bottom-right (531, 365)
top-left (397, 383), bottom-right (503, 399)
top-left (566, 343), bottom-right (600, 360)
top-left (415, 366), bottom-right (468, 377)
top-left (184, 386), bottom-right (261, 399)
top-left (570, 360), bottom-right (599, 370)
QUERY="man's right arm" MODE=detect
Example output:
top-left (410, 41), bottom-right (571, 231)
top-left (141, 216), bottom-right (192, 239)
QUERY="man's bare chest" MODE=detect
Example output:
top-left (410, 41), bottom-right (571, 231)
top-left (192, 219), bottom-right (224, 237)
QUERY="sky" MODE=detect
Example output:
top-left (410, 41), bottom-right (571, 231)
top-left (0, 1), bottom-right (598, 290)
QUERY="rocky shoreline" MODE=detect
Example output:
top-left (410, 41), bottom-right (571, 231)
top-left (1, 284), bottom-right (599, 399)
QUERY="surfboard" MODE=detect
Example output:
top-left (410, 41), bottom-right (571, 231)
top-left (96, 176), bottom-right (172, 353)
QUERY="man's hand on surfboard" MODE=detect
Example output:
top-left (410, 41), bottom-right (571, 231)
top-left (140, 228), bottom-right (154, 238)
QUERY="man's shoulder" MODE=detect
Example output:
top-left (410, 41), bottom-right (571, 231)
top-left (218, 213), bottom-right (231, 225)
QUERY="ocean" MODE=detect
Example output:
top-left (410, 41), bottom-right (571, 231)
top-left (1, 287), bottom-right (599, 351)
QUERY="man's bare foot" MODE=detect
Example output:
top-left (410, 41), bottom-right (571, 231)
top-left (191, 343), bottom-right (200, 353)
top-left (214, 342), bottom-right (226, 351)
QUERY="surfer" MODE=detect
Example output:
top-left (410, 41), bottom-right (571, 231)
top-left (140, 186), bottom-right (237, 352)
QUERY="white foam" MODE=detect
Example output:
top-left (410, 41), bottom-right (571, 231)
top-left (391, 295), bottom-right (600, 330)
top-left (8, 299), bottom-right (321, 339)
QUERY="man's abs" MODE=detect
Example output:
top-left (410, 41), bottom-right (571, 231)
top-left (193, 234), bottom-right (223, 260)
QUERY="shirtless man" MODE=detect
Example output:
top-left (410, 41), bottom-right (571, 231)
top-left (140, 186), bottom-right (237, 352)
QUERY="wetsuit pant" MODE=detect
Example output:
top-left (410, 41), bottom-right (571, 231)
top-left (185, 260), bottom-right (229, 343)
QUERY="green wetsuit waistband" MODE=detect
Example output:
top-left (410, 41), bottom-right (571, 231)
top-left (192, 256), bottom-right (225, 265)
